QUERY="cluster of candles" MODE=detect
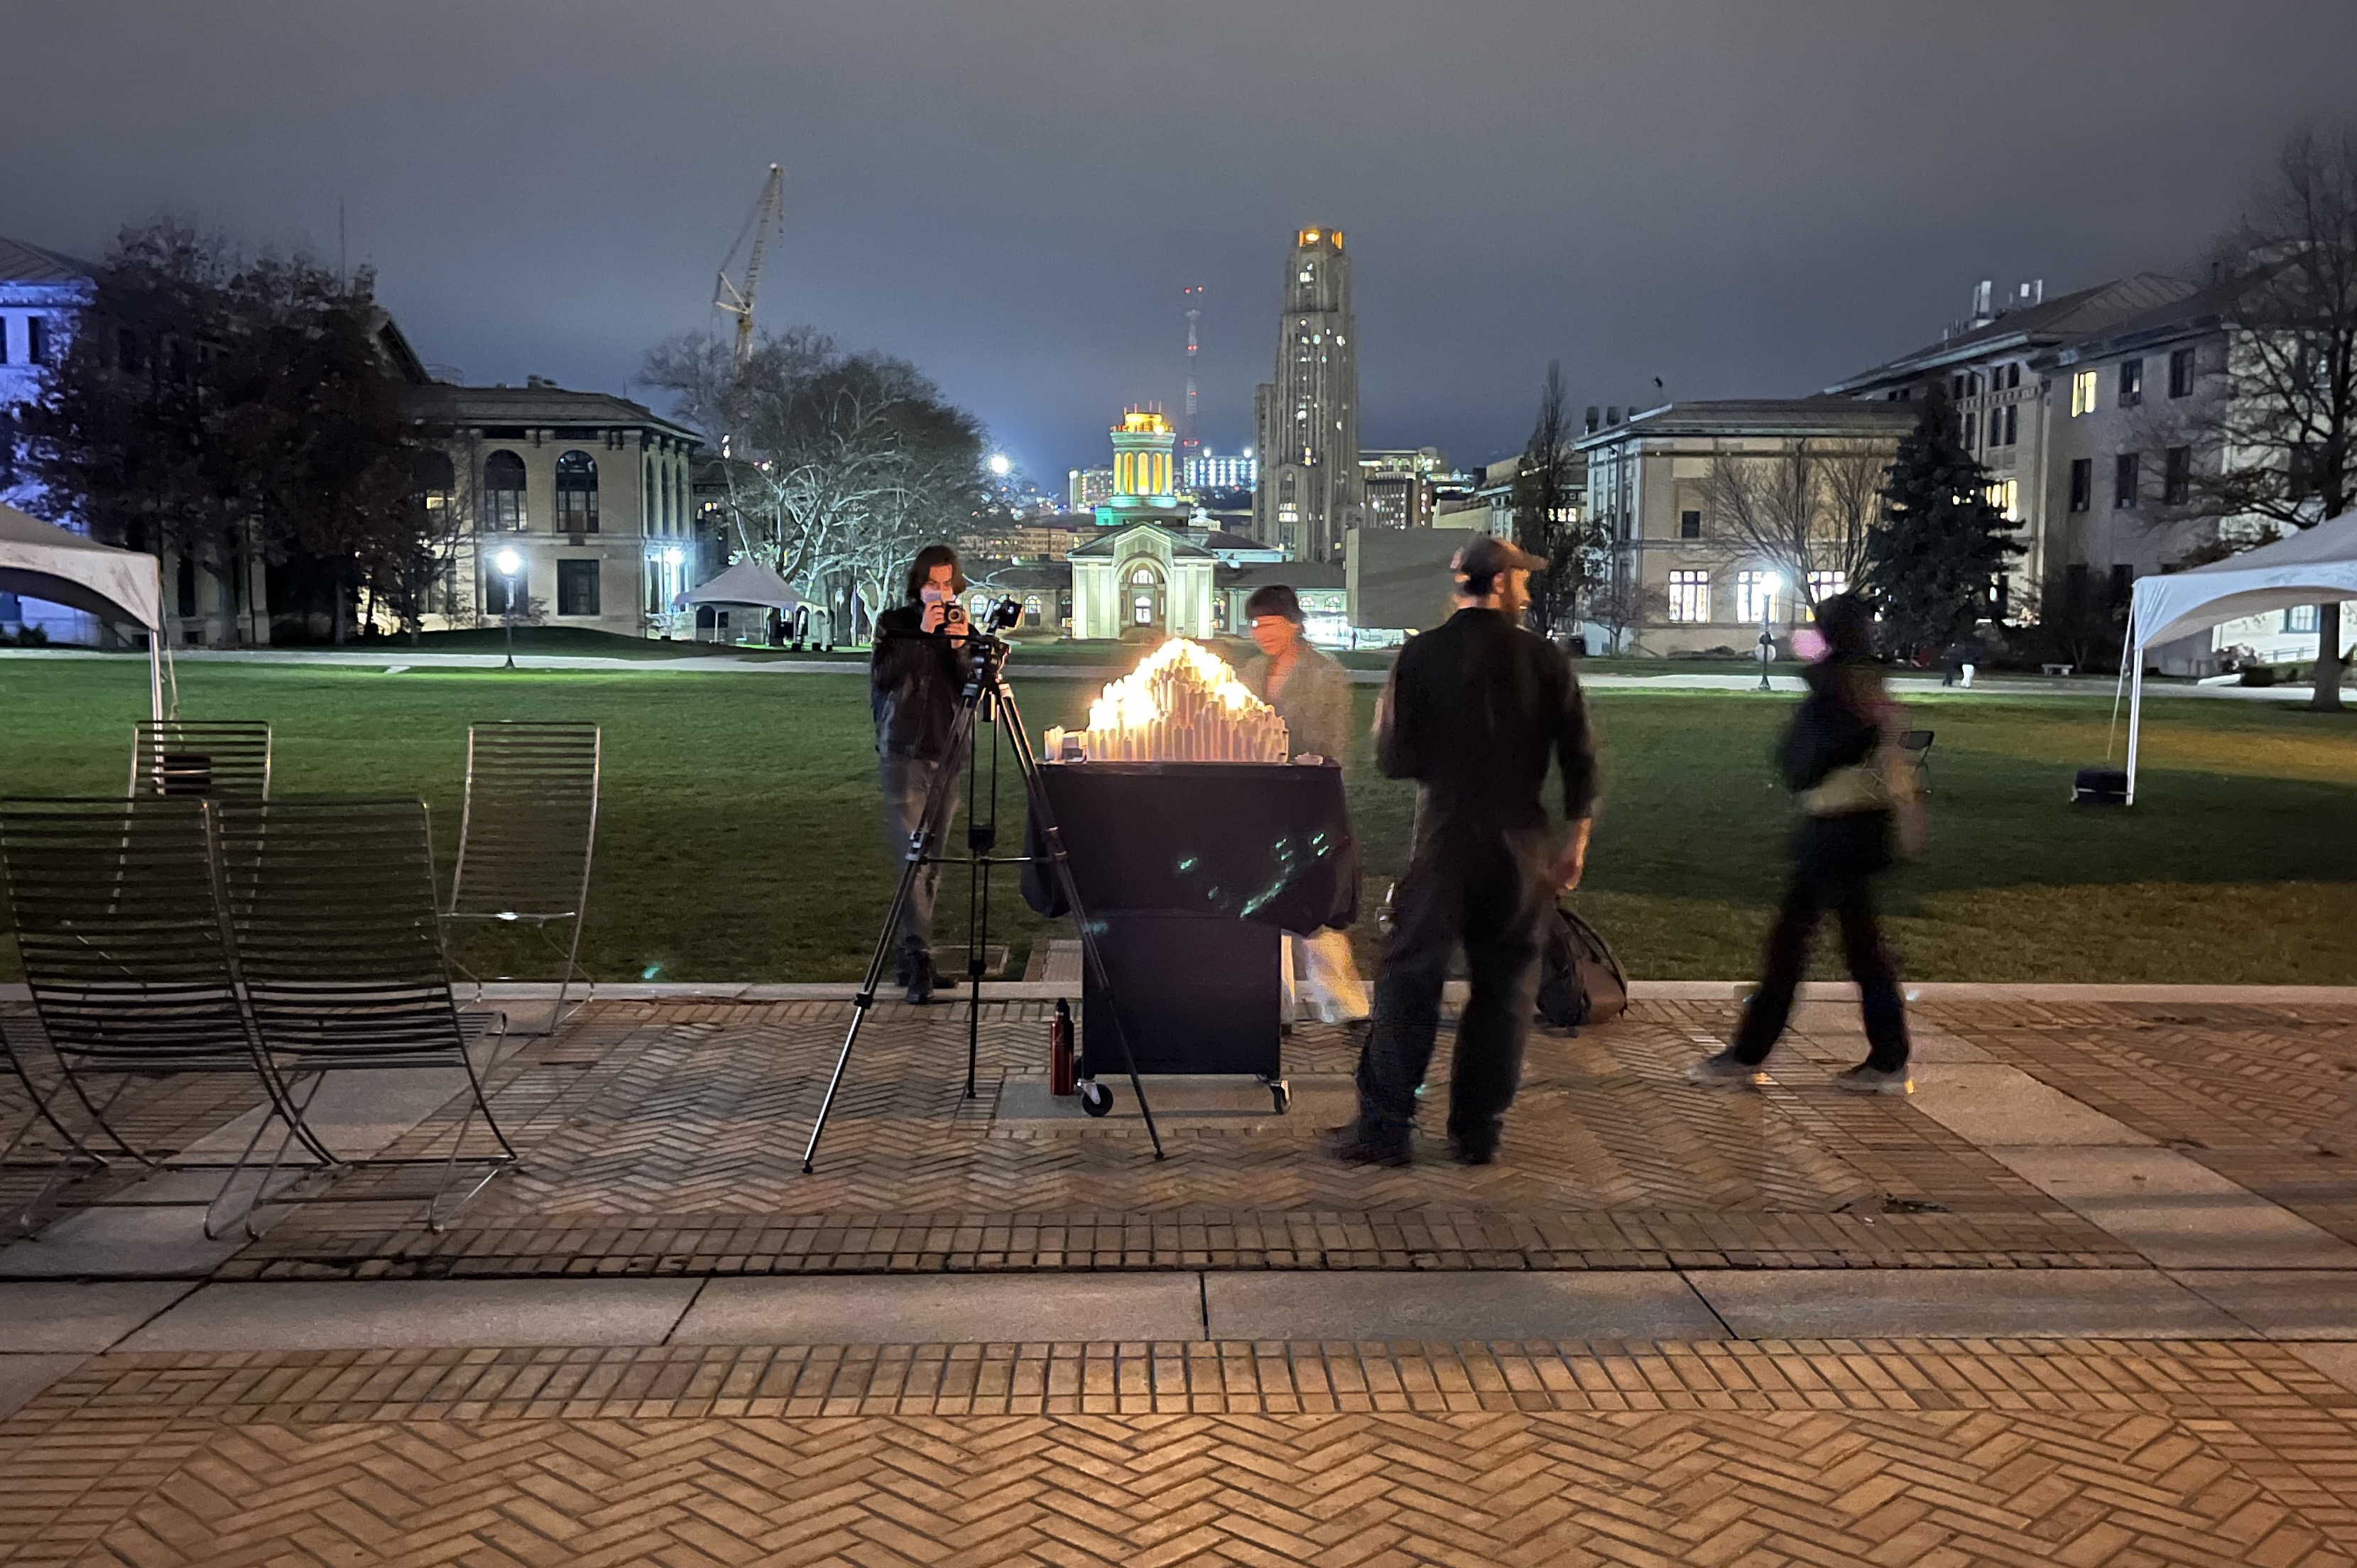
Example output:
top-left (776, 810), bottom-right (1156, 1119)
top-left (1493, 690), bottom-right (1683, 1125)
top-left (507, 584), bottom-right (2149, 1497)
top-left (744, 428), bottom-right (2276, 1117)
top-left (1044, 638), bottom-right (1290, 763)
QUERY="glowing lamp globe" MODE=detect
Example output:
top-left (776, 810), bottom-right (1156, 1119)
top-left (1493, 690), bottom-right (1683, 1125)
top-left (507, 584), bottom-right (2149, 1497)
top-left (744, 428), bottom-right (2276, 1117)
top-left (494, 548), bottom-right (523, 577)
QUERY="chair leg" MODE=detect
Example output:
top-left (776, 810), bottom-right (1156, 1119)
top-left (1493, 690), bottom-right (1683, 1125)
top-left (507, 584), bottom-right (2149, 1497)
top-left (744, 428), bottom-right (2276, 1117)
top-left (205, 1069), bottom-right (337, 1241)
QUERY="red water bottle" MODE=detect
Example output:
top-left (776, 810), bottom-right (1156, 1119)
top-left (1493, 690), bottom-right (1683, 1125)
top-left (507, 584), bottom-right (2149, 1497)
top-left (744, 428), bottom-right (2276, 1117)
top-left (1050, 998), bottom-right (1076, 1096)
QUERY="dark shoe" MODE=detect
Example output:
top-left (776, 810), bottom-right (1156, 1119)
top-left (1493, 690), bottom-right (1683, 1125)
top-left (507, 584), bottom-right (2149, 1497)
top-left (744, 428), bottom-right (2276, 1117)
top-left (905, 968), bottom-right (935, 1006)
top-left (1834, 1063), bottom-right (1912, 1095)
top-left (1447, 1137), bottom-right (1497, 1167)
top-left (1320, 1121), bottom-right (1410, 1167)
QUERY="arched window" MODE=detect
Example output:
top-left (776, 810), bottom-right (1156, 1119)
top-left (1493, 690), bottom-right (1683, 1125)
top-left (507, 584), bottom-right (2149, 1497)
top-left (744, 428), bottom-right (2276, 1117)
top-left (555, 450), bottom-right (599, 533)
top-left (483, 450), bottom-right (526, 531)
top-left (1126, 564), bottom-right (1163, 627)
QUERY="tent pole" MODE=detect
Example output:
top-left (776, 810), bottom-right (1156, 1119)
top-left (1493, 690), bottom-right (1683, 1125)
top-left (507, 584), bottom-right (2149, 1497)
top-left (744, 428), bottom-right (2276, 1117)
top-left (147, 630), bottom-right (164, 722)
top-left (2124, 653), bottom-right (2145, 807)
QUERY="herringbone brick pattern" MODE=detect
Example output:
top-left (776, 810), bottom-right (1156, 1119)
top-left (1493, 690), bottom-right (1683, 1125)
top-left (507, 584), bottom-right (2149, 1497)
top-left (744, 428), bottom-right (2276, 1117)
top-left (221, 998), bottom-right (2168, 1278)
top-left (6, 1341), bottom-right (2357, 1566)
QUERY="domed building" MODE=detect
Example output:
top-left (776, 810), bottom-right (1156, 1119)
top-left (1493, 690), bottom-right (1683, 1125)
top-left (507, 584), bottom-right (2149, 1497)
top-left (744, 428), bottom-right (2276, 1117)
top-left (1069, 409), bottom-right (1219, 638)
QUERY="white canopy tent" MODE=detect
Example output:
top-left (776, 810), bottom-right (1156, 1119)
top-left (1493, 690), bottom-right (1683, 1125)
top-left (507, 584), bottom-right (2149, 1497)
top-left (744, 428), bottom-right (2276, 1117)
top-left (0, 502), bottom-right (166, 719)
top-left (678, 560), bottom-right (807, 643)
top-left (2123, 509), bottom-right (2357, 802)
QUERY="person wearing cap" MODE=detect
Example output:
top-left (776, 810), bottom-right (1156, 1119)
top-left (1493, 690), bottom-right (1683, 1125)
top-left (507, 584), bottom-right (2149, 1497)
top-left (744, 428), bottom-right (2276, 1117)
top-left (1327, 534), bottom-right (1599, 1167)
top-left (1239, 582), bottom-right (1368, 1023)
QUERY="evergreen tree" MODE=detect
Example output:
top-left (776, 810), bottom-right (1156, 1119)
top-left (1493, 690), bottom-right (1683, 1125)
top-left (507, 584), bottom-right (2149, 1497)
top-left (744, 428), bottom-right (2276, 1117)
top-left (1863, 392), bottom-right (2019, 658)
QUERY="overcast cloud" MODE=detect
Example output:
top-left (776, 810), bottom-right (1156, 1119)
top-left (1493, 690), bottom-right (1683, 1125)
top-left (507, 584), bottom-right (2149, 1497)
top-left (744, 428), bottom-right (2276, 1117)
top-left (7, 1), bottom-right (2355, 479)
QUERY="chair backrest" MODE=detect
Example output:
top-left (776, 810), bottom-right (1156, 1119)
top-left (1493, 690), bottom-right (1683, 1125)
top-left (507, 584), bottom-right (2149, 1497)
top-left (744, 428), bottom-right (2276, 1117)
top-left (0, 797), bottom-right (258, 1070)
top-left (213, 797), bottom-right (466, 1064)
top-left (1899, 729), bottom-right (1934, 758)
top-left (448, 722), bottom-right (600, 920)
top-left (131, 721), bottom-right (272, 801)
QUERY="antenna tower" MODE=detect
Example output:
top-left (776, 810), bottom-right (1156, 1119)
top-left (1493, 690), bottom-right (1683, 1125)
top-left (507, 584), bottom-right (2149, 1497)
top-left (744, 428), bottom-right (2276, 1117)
top-left (1181, 285), bottom-right (1204, 475)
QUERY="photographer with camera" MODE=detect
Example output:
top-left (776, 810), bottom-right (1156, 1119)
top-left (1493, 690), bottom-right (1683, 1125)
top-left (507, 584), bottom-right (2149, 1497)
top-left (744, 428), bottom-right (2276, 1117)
top-left (871, 543), bottom-right (972, 1004)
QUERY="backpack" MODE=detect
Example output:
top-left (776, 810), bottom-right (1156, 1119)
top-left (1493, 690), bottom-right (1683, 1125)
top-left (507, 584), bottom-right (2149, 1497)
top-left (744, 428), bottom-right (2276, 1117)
top-left (1536, 905), bottom-right (1628, 1030)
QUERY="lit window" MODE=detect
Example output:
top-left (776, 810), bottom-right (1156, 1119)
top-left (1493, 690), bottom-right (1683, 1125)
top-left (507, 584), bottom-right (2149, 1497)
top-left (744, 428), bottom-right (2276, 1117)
top-left (1806, 571), bottom-right (1847, 603)
top-left (2071, 369), bottom-right (2099, 417)
top-left (1667, 570), bottom-right (1709, 623)
top-left (483, 451), bottom-right (527, 531)
top-left (555, 450), bottom-right (599, 533)
top-left (1984, 478), bottom-right (2018, 520)
top-left (1736, 570), bottom-right (1780, 624)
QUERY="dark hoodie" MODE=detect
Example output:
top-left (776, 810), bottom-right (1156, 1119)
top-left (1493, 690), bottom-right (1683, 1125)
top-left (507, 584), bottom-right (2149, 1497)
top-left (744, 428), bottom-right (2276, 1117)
top-left (1779, 656), bottom-right (1894, 879)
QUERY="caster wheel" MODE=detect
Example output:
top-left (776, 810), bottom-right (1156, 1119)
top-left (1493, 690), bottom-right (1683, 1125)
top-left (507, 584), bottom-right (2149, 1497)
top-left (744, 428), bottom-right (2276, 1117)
top-left (1269, 1082), bottom-right (1291, 1114)
top-left (1078, 1080), bottom-right (1114, 1118)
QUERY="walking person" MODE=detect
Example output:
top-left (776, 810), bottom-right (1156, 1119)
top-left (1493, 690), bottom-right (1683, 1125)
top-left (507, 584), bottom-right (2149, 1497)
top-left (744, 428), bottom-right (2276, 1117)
top-left (1327, 536), bottom-right (1598, 1167)
top-left (1691, 592), bottom-right (1924, 1092)
top-left (870, 544), bottom-right (970, 1005)
top-left (1238, 582), bottom-right (1368, 1023)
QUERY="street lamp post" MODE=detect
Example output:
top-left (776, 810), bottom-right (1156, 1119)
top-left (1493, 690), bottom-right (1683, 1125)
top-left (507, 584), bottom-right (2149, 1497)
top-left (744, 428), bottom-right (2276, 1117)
top-left (1756, 573), bottom-right (1782, 692)
top-left (494, 548), bottom-right (523, 670)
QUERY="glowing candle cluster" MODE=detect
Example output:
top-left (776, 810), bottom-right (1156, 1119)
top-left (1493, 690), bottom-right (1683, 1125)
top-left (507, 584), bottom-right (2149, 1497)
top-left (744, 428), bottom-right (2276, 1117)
top-left (1045, 638), bottom-right (1289, 763)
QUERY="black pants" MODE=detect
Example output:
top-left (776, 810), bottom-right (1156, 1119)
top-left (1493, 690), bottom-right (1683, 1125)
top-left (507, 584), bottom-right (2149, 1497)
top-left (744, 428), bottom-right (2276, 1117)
top-left (878, 753), bottom-right (959, 971)
top-left (1354, 826), bottom-right (1552, 1151)
top-left (1731, 857), bottom-right (1910, 1071)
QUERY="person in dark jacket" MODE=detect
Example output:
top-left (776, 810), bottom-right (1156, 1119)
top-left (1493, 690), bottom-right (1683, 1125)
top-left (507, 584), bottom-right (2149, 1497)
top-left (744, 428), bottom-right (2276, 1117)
top-left (870, 543), bottom-right (970, 1004)
top-left (1327, 535), bottom-right (1599, 1167)
top-left (1691, 592), bottom-right (1919, 1092)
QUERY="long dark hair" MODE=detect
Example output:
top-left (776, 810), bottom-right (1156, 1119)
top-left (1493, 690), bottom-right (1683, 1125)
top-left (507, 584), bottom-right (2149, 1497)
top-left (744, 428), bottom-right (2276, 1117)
top-left (1812, 592), bottom-right (1878, 660)
top-left (904, 543), bottom-right (967, 602)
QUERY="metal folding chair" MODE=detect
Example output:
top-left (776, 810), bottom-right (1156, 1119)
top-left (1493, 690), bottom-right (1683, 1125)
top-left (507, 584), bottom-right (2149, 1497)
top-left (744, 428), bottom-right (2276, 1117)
top-left (130, 720), bottom-right (272, 801)
top-left (212, 797), bottom-right (521, 1234)
top-left (445, 722), bottom-right (600, 1033)
top-left (1899, 728), bottom-right (1934, 778)
top-left (0, 797), bottom-right (290, 1237)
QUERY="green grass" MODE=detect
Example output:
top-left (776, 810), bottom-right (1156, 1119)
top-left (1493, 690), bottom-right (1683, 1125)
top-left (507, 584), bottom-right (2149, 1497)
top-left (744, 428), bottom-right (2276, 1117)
top-left (1, 656), bottom-right (2350, 985)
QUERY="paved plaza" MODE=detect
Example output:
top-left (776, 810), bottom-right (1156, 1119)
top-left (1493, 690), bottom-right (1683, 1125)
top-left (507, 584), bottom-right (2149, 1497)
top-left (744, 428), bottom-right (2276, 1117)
top-left (4, 989), bottom-right (2357, 1564)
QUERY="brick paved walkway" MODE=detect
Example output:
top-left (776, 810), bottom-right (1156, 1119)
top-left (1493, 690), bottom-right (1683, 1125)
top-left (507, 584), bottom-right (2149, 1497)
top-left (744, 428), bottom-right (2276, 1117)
top-left (6, 1340), bottom-right (2356, 1565)
top-left (7, 993), bottom-right (2357, 1564)
top-left (164, 995), bottom-right (2348, 1279)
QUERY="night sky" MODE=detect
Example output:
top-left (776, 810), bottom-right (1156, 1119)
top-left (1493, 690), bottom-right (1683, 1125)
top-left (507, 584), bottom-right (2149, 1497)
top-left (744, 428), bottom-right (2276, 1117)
top-left (9, 2), bottom-right (2355, 481)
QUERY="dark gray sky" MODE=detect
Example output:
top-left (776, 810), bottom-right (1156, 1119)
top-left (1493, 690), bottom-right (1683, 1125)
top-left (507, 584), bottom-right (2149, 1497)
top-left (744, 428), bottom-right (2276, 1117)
top-left (9, 1), bottom-right (2355, 481)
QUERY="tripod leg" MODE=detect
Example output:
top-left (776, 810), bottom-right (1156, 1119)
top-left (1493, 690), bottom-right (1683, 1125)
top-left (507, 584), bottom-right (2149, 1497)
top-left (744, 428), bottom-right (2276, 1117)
top-left (994, 679), bottom-right (1165, 1160)
top-left (802, 707), bottom-right (983, 1175)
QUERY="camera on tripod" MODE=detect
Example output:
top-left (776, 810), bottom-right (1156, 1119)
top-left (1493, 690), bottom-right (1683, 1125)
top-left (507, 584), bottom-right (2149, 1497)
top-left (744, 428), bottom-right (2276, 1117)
top-left (972, 595), bottom-right (1023, 635)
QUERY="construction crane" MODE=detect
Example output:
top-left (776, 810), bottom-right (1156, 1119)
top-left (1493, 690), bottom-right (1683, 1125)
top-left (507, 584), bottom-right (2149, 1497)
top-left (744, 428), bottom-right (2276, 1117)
top-left (714, 163), bottom-right (785, 369)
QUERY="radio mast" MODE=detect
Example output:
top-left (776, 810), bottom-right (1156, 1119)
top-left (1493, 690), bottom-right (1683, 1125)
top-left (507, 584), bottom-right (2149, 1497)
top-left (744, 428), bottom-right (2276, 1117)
top-left (1181, 285), bottom-right (1204, 478)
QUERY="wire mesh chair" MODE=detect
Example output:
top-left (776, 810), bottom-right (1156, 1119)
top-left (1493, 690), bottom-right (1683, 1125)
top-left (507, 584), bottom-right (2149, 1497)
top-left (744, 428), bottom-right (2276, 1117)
top-left (445, 722), bottom-right (600, 1033)
top-left (130, 721), bottom-right (272, 801)
top-left (212, 797), bottom-right (520, 1234)
top-left (0, 797), bottom-right (287, 1235)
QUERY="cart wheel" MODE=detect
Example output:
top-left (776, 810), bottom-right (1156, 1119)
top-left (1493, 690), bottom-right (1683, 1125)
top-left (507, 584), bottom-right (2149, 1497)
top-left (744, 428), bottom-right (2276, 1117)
top-left (1079, 1080), bottom-right (1114, 1118)
top-left (1268, 1081), bottom-right (1291, 1114)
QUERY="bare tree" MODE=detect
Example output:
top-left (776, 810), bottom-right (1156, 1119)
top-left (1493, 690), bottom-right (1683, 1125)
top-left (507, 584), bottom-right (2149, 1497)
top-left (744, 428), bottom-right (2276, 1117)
top-left (643, 328), bottom-right (987, 641)
top-left (1508, 361), bottom-right (1594, 636)
top-left (2158, 124), bottom-right (2357, 710)
top-left (1582, 567), bottom-right (1665, 655)
top-left (1702, 440), bottom-right (1889, 606)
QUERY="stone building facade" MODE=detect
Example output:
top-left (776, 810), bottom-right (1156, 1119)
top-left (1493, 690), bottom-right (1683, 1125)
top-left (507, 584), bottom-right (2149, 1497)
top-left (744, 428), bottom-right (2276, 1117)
top-left (412, 381), bottom-right (702, 639)
top-left (1253, 228), bottom-right (1360, 562)
top-left (1575, 399), bottom-right (1915, 656)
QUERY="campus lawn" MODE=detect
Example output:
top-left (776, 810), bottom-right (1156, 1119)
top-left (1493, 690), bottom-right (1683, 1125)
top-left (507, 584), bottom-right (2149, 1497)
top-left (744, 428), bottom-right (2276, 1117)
top-left (1, 655), bottom-right (2350, 985)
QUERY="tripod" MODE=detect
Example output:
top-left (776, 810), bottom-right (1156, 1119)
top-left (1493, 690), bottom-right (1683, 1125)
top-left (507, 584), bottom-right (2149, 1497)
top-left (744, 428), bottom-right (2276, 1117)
top-left (800, 627), bottom-right (1163, 1171)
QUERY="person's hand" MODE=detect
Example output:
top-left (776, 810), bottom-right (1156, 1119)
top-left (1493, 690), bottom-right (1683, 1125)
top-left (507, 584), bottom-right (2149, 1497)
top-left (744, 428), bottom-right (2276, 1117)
top-left (1552, 820), bottom-right (1592, 891)
top-left (920, 601), bottom-right (947, 634)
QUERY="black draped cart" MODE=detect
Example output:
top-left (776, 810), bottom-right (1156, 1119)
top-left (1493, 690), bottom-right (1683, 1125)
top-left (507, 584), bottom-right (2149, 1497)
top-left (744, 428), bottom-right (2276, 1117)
top-left (1023, 760), bottom-right (1357, 1112)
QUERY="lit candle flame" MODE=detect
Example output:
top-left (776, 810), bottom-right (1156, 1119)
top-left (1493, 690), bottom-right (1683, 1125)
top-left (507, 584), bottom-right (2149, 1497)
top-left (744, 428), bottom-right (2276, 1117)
top-left (1050, 638), bottom-right (1288, 763)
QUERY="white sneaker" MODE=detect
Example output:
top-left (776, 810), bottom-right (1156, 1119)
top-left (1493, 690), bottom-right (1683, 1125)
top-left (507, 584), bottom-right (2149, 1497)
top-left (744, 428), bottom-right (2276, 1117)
top-left (1687, 1050), bottom-right (1766, 1087)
